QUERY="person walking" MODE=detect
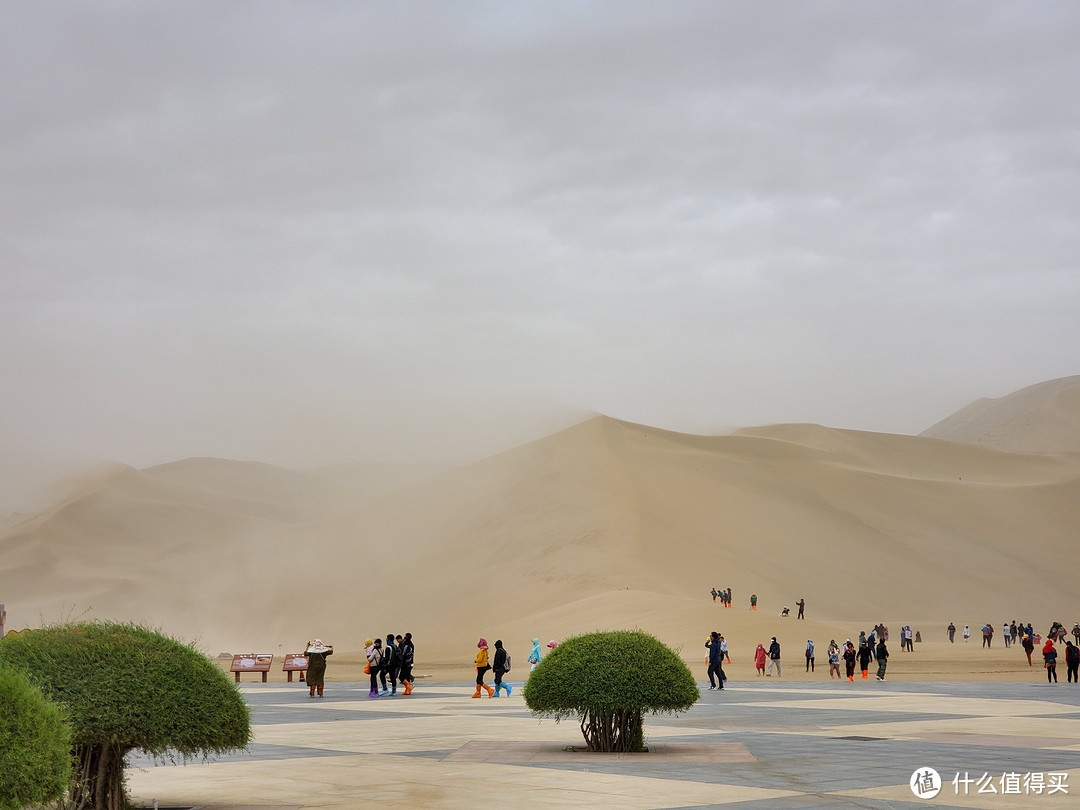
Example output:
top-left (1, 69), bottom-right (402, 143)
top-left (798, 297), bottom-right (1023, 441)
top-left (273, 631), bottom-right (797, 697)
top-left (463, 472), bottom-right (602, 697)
top-left (398, 632), bottom-right (415, 695)
top-left (767, 637), bottom-right (782, 677)
top-left (857, 640), bottom-right (872, 680)
top-left (528, 638), bottom-right (543, 671)
top-left (1072, 623), bottom-right (1080, 646)
top-left (750, 593), bottom-right (758, 610)
top-left (304, 639), bottom-right (333, 698)
top-left (875, 637), bottom-right (889, 681)
top-left (473, 638), bottom-right (494, 698)
top-left (1022, 631), bottom-right (1035, 666)
top-left (1043, 639), bottom-right (1058, 684)
top-left (381, 633), bottom-right (398, 696)
top-left (843, 640), bottom-right (857, 681)
top-left (962, 625), bottom-right (971, 643)
top-left (805, 639), bottom-right (815, 672)
top-left (947, 622), bottom-right (956, 643)
top-left (492, 639), bottom-right (513, 696)
top-left (719, 634), bottom-right (730, 664)
top-left (754, 642), bottom-right (767, 676)
top-left (796, 598), bottom-right (805, 619)
top-left (827, 640), bottom-right (841, 679)
top-left (366, 637), bottom-right (385, 698)
top-left (711, 587), bottom-right (718, 603)
top-left (707, 631), bottom-right (726, 690)
top-left (1065, 641), bottom-right (1079, 684)
top-left (982, 624), bottom-right (993, 648)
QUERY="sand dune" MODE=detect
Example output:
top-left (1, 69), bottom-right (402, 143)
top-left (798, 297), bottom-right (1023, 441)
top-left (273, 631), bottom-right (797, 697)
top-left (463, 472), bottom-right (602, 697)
top-left (920, 374), bottom-right (1080, 453)
top-left (2, 379), bottom-right (1079, 677)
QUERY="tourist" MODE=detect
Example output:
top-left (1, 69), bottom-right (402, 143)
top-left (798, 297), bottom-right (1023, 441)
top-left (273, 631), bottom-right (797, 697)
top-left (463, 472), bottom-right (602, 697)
top-left (382, 633), bottom-right (398, 696)
top-left (492, 639), bottom-right (512, 696)
top-left (1065, 641), bottom-right (1079, 684)
top-left (805, 639), bottom-right (815, 672)
top-left (843, 640), bottom-right (857, 681)
top-left (755, 642), bottom-right (767, 676)
top-left (1043, 638), bottom-right (1058, 684)
top-left (796, 598), bottom-right (805, 619)
top-left (767, 637), bottom-right (781, 677)
top-left (1022, 631), bottom-right (1035, 666)
top-left (827, 640), bottom-right (841, 679)
top-left (875, 637), bottom-right (889, 681)
top-left (751, 593), bottom-right (758, 610)
top-left (707, 631), bottom-right (725, 690)
top-left (473, 638), bottom-right (494, 698)
top-left (366, 638), bottom-right (385, 698)
top-left (398, 633), bottom-right (415, 695)
top-left (857, 640), bottom-right (872, 680)
top-left (947, 622), bottom-right (956, 643)
top-left (304, 638), bottom-right (333, 699)
top-left (962, 625), bottom-right (971, 643)
top-left (528, 637), bottom-right (543, 671)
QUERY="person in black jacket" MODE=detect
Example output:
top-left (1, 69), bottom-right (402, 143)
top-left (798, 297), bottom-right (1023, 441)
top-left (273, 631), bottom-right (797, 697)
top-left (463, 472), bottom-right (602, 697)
top-left (707, 631), bottom-right (726, 689)
top-left (398, 633), bottom-right (415, 695)
top-left (492, 639), bottom-right (513, 697)
top-left (1065, 641), bottom-right (1079, 684)
top-left (875, 638), bottom-right (889, 681)
top-left (857, 641), bottom-right (872, 680)
top-left (382, 634), bottom-right (399, 696)
top-left (843, 640), bottom-right (857, 681)
top-left (767, 637), bottom-right (781, 677)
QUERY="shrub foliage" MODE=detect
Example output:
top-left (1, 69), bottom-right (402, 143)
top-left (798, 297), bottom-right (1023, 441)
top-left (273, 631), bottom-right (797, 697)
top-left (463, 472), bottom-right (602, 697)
top-left (0, 622), bottom-right (251, 810)
top-left (522, 629), bottom-right (698, 752)
top-left (0, 666), bottom-right (72, 810)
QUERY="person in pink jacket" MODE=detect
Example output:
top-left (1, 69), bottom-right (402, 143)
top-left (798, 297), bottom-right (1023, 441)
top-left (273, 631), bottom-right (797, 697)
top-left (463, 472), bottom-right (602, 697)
top-left (754, 643), bottom-right (767, 676)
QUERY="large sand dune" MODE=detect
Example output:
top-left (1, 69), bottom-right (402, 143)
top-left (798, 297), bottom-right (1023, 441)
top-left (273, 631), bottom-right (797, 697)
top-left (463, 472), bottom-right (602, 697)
top-left (2, 380), bottom-right (1079, 675)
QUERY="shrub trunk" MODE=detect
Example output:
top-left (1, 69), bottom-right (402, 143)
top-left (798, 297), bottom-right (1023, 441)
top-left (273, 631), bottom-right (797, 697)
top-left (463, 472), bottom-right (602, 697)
top-left (72, 742), bottom-right (130, 810)
top-left (579, 708), bottom-right (644, 752)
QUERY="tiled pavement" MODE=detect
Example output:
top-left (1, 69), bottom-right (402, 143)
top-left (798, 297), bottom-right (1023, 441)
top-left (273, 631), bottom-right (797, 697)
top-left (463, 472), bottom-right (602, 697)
top-left (128, 678), bottom-right (1080, 809)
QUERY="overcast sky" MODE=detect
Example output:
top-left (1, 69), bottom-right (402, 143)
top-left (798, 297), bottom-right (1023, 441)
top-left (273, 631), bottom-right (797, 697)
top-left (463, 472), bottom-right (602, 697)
top-left (2, 1), bottom-right (1079, 508)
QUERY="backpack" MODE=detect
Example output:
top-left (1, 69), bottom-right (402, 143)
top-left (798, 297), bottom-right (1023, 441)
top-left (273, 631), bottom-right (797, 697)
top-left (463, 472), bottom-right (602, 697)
top-left (503, 652), bottom-right (511, 672)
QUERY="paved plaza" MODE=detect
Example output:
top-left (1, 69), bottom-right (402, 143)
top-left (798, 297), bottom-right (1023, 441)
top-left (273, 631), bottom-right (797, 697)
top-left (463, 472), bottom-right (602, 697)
top-left (129, 678), bottom-right (1080, 809)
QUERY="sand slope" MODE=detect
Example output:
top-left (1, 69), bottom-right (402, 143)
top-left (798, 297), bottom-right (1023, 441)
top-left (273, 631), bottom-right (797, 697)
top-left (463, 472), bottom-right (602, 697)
top-left (920, 375), bottom-right (1080, 453)
top-left (2, 382), bottom-right (1079, 672)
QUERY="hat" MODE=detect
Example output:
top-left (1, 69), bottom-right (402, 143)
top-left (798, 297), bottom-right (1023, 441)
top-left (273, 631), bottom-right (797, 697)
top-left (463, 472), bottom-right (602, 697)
top-left (547, 640), bottom-right (556, 648)
top-left (478, 638), bottom-right (488, 649)
top-left (308, 639), bottom-right (329, 654)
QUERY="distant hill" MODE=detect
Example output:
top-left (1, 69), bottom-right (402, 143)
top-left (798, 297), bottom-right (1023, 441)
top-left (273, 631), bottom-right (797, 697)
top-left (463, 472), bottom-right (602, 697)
top-left (920, 375), bottom-right (1080, 453)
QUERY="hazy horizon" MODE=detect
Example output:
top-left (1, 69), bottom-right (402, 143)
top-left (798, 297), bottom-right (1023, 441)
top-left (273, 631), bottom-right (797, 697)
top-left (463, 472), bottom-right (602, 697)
top-left (3, 2), bottom-right (1078, 511)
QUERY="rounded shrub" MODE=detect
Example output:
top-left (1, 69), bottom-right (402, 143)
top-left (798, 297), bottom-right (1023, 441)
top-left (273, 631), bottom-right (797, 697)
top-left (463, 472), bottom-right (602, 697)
top-left (0, 622), bottom-right (251, 810)
top-left (0, 666), bottom-right (72, 810)
top-left (522, 629), bottom-right (699, 751)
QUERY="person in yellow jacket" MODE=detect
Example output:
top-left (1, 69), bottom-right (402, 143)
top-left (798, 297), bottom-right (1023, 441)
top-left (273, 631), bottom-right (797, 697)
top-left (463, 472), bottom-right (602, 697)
top-left (473, 638), bottom-right (494, 697)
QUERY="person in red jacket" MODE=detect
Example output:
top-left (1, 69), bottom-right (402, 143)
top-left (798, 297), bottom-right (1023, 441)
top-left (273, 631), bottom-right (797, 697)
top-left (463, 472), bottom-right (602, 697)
top-left (754, 643), bottom-right (767, 676)
top-left (1043, 639), bottom-right (1058, 684)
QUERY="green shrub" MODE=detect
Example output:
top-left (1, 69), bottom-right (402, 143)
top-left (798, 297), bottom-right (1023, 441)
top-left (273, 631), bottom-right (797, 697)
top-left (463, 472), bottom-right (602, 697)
top-left (0, 666), bottom-right (72, 810)
top-left (0, 622), bottom-right (251, 810)
top-left (522, 630), bottom-right (699, 752)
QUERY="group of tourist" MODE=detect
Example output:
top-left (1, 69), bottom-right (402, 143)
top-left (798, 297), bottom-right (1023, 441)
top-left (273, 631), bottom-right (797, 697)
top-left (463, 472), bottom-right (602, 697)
top-left (710, 587), bottom-right (733, 607)
top-left (362, 633), bottom-right (416, 698)
top-left (472, 637), bottom-right (556, 697)
top-left (749, 635), bottom-right (891, 681)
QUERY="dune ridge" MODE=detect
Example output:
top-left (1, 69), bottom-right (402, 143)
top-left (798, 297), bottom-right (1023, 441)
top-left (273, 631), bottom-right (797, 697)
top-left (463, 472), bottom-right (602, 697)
top-left (2, 380), bottom-right (1078, 674)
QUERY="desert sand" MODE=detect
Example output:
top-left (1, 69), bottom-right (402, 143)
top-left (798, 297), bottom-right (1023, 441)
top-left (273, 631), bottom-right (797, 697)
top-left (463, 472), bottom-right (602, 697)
top-left (3, 376), bottom-right (1079, 682)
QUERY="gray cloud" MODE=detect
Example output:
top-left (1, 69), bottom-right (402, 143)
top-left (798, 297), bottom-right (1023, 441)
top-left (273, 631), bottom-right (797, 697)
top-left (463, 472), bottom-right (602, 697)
top-left (2, 1), bottom-right (1079, 508)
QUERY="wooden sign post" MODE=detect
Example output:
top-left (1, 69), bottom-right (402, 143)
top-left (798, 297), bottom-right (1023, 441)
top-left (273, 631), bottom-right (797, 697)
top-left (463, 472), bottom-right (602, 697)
top-left (229, 653), bottom-right (274, 683)
top-left (282, 653), bottom-right (309, 682)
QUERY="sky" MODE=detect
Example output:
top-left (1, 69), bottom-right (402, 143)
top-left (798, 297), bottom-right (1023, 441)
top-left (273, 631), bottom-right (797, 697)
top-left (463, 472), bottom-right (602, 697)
top-left (2, 1), bottom-right (1079, 510)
